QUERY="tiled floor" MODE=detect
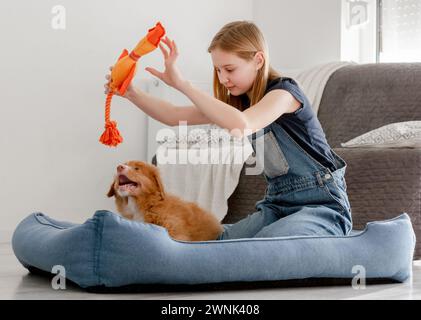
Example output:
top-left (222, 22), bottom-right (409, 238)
top-left (1, 241), bottom-right (420, 300)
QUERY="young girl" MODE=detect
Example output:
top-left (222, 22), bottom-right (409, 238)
top-left (105, 21), bottom-right (353, 240)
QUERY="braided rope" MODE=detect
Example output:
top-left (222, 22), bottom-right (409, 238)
top-left (99, 91), bottom-right (123, 147)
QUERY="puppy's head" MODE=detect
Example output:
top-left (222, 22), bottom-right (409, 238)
top-left (107, 161), bottom-right (166, 200)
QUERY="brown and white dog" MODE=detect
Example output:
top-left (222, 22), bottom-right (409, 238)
top-left (107, 161), bottom-right (223, 241)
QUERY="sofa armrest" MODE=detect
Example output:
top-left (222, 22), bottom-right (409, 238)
top-left (334, 147), bottom-right (421, 259)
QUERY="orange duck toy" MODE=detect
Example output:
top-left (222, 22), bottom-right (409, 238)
top-left (100, 22), bottom-right (166, 147)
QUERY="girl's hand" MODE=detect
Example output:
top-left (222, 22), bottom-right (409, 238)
top-left (145, 36), bottom-right (186, 91)
top-left (104, 66), bottom-right (137, 99)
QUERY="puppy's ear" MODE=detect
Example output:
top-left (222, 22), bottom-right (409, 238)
top-left (107, 182), bottom-right (115, 198)
top-left (151, 166), bottom-right (166, 200)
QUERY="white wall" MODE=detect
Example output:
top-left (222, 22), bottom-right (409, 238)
top-left (0, 0), bottom-right (253, 231)
top-left (254, 0), bottom-right (342, 71)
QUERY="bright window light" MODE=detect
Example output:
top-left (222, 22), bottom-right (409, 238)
top-left (379, 0), bottom-right (421, 62)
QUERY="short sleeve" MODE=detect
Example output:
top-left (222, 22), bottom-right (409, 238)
top-left (266, 78), bottom-right (306, 116)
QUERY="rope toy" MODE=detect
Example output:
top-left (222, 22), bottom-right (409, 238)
top-left (100, 22), bottom-right (166, 147)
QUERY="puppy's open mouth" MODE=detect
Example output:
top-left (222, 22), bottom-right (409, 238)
top-left (118, 175), bottom-right (139, 190)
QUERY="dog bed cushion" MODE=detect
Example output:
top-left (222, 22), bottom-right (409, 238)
top-left (12, 211), bottom-right (416, 290)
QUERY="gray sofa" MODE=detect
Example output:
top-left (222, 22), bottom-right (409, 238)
top-left (153, 63), bottom-right (421, 260)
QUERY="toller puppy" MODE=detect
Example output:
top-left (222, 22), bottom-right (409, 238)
top-left (107, 161), bottom-right (223, 241)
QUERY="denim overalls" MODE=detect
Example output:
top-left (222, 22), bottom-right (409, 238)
top-left (218, 120), bottom-right (353, 240)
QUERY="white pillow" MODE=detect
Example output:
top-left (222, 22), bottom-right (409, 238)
top-left (341, 121), bottom-right (421, 148)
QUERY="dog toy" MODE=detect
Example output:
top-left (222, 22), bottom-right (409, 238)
top-left (100, 22), bottom-right (166, 147)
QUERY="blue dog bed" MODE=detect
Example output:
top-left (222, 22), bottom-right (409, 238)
top-left (12, 211), bottom-right (416, 290)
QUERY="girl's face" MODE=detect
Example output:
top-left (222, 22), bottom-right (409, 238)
top-left (211, 48), bottom-right (264, 97)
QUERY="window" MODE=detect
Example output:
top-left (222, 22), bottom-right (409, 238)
top-left (378, 0), bottom-right (421, 62)
top-left (341, 0), bottom-right (421, 63)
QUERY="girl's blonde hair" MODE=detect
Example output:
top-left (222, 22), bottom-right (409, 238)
top-left (208, 21), bottom-right (281, 111)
